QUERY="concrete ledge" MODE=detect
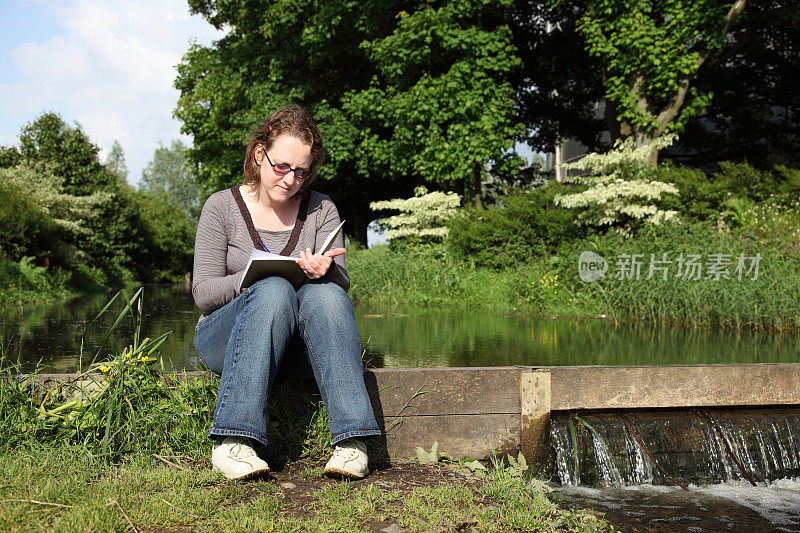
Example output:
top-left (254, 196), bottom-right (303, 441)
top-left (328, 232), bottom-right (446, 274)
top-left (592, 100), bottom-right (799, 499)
top-left (547, 364), bottom-right (800, 411)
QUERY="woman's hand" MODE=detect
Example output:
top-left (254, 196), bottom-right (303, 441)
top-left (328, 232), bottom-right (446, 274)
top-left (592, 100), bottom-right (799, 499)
top-left (297, 248), bottom-right (345, 279)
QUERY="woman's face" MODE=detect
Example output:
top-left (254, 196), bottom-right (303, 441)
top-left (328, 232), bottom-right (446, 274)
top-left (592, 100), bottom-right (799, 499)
top-left (255, 134), bottom-right (312, 206)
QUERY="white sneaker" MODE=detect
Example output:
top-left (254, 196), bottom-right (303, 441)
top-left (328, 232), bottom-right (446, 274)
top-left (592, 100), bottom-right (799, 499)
top-left (211, 436), bottom-right (271, 480)
top-left (324, 438), bottom-right (369, 479)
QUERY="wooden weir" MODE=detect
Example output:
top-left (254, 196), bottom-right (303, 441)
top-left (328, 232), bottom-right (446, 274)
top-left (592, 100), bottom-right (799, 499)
top-left (18, 363), bottom-right (800, 465)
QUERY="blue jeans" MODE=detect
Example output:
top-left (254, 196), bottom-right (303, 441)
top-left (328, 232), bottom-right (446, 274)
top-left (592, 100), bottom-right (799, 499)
top-left (193, 277), bottom-right (381, 447)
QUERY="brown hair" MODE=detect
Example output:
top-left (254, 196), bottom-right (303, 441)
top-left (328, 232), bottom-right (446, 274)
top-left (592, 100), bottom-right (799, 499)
top-left (243, 104), bottom-right (324, 191)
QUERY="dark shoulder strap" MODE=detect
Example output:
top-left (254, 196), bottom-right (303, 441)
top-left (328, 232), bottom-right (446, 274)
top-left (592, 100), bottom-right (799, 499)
top-left (229, 185), bottom-right (262, 249)
top-left (231, 185), bottom-right (312, 255)
top-left (280, 191), bottom-right (311, 256)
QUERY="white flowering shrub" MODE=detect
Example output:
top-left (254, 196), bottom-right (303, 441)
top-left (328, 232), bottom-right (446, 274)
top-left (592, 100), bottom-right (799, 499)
top-left (0, 163), bottom-right (107, 235)
top-left (370, 186), bottom-right (461, 243)
top-left (554, 135), bottom-right (680, 234)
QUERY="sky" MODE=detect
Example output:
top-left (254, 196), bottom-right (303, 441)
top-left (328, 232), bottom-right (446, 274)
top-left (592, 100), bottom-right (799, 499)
top-left (0, 0), bottom-right (223, 185)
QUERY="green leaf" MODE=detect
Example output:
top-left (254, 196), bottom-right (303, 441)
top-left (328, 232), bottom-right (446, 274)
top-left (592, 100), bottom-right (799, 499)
top-left (415, 441), bottom-right (439, 464)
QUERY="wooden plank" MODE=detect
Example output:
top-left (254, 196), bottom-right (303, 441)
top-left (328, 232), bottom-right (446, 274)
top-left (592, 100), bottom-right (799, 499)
top-left (375, 413), bottom-right (521, 460)
top-left (365, 367), bottom-right (522, 417)
top-left (549, 364), bottom-right (800, 410)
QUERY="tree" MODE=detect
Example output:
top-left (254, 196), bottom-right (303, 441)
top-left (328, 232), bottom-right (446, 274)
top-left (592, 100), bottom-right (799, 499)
top-left (675, 0), bottom-right (800, 169)
top-left (509, 0), bottom-right (800, 169)
top-left (509, 1), bottom-right (607, 153)
top-left (0, 146), bottom-right (21, 169)
top-left (18, 112), bottom-right (117, 195)
top-left (0, 163), bottom-right (106, 237)
top-left (0, 175), bottom-right (53, 261)
top-left (127, 192), bottom-right (195, 282)
top-left (105, 140), bottom-right (129, 184)
top-left (572, 0), bottom-right (747, 162)
top-left (140, 140), bottom-right (199, 218)
top-left (175, 0), bottom-right (417, 244)
top-left (344, 1), bottom-right (526, 208)
top-left (174, 1), bottom-right (530, 240)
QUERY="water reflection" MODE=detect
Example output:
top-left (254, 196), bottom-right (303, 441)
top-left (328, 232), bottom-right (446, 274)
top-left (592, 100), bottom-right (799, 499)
top-left (356, 304), bottom-right (800, 368)
top-left (2, 285), bottom-right (800, 373)
top-left (0, 286), bottom-right (203, 373)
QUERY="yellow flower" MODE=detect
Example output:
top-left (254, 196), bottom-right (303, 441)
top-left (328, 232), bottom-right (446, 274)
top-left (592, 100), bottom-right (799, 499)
top-left (141, 355), bottom-right (149, 362)
top-left (99, 365), bottom-right (111, 373)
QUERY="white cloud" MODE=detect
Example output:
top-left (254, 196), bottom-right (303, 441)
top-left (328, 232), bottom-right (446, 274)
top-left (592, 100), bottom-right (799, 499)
top-left (0, 0), bottom-right (223, 184)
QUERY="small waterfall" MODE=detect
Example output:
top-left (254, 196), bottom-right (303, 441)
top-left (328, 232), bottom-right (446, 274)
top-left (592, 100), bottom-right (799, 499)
top-left (549, 408), bottom-right (800, 487)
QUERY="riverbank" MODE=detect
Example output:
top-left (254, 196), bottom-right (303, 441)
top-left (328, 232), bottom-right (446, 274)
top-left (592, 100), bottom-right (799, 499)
top-left (0, 256), bottom-right (74, 307)
top-left (347, 217), bottom-right (800, 333)
top-left (0, 359), bottom-right (612, 532)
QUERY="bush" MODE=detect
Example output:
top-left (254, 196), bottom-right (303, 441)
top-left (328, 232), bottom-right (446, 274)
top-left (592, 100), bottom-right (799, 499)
top-left (370, 186), bottom-right (461, 246)
top-left (128, 192), bottom-right (194, 282)
top-left (554, 135), bottom-right (680, 234)
top-left (447, 183), bottom-right (584, 270)
top-left (655, 162), bottom-right (800, 222)
top-left (0, 179), bottom-right (53, 261)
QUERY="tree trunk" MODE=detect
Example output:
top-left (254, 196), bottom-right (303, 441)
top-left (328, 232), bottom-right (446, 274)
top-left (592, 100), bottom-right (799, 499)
top-left (607, 0), bottom-right (747, 167)
top-left (473, 163), bottom-right (483, 209)
top-left (635, 130), bottom-right (659, 166)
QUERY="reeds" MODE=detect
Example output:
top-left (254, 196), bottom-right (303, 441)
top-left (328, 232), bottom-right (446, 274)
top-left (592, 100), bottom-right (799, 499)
top-left (1, 288), bottom-right (331, 463)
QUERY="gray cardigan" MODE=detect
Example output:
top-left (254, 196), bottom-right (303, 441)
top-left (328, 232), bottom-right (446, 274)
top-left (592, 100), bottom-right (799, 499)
top-left (192, 188), bottom-right (349, 315)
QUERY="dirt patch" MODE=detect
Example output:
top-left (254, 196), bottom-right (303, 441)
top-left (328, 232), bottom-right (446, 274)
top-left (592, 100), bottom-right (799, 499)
top-left (274, 456), bottom-right (480, 493)
top-left (141, 456), bottom-right (608, 533)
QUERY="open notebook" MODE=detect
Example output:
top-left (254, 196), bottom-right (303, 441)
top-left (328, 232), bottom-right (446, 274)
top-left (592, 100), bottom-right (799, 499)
top-left (238, 220), bottom-right (345, 291)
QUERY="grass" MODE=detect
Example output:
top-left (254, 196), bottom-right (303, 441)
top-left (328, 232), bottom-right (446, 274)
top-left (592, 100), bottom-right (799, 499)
top-left (0, 446), bottom-right (614, 532)
top-left (347, 243), bottom-right (590, 314)
top-left (347, 215), bottom-right (800, 333)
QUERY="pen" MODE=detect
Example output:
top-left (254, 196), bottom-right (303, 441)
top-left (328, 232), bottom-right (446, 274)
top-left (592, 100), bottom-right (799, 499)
top-left (259, 242), bottom-right (269, 253)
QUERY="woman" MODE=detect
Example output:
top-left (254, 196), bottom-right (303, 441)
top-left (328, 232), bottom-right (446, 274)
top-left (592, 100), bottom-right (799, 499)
top-left (192, 104), bottom-right (381, 481)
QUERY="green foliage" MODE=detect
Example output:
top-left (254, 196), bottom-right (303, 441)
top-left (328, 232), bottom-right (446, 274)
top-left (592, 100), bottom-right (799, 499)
top-left (127, 192), bottom-right (195, 282)
top-left (555, 135), bottom-right (681, 234)
top-left (1, 163), bottom-right (106, 237)
top-left (557, 218), bottom-right (800, 332)
top-left (18, 112), bottom-right (116, 195)
top-left (105, 140), bottom-right (128, 183)
top-left (0, 177), bottom-right (53, 261)
top-left (0, 288), bottom-right (208, 458)
top-left (175, 0), bottom-right (527, 237)
top-left (0, 146), bottom-right (21, 168)
top-left (82, 188), bottom-right (194, 284)
top-left (490, 451), bottom-right (530, 478)
top-left (140, 139), bottom-right (199, 221)
top-left (346, 0), bottom-right (525, 191)
top-left (570, 0), bottom-right (746, 144)
top-left (448, 183), bottom-right (582, 269)
top-left (351, 197), bottom-right (800, 333)
top-left (175, 1), bottom-right (396, 195)
top-left (655, 162), bottom-right (800, 223)
top-left (1, 117), bottom-right (195, 290)
top-left (370, 186), bottom-right (461, 244)
top-left (0, 256), bottom-right (71, 307)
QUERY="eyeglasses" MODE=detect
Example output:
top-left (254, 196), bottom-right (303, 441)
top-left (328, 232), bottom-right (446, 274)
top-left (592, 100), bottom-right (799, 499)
top-left (263, 149), bottom-right (308, 180)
